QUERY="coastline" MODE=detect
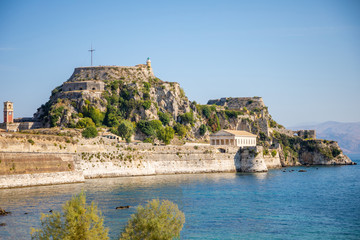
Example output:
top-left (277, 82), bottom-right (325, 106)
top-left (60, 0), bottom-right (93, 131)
top-left (0, 133), bottom-right (354, 189)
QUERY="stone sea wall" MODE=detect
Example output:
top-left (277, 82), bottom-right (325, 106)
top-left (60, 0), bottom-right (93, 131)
top-left (77, 144), bottom-right (240, 178)
top-left (0, 171), bottom-right (84, 189)
top-left (0, 133), bottom-right (350, 189)
top-left (0, 134), bottom-right (245, 188)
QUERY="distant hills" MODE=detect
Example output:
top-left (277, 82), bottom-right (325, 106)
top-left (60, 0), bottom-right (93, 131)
top-left (290, 121), bottom-right (360, 154)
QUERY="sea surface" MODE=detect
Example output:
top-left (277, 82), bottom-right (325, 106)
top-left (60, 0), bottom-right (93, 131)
top-left (0, 157), bottom-right (359, 240)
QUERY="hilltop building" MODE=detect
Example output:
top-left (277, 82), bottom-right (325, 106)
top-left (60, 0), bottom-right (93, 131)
top-left (60, 58), bottom-right (153, 93)
top-left (62, 81), bottom-right (105, 92)
top-left (210, 130), bottom-right (257, 147)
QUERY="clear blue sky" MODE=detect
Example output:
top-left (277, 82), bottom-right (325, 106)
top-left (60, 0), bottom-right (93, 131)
top-left (0, 0), bottom-right (359, 127)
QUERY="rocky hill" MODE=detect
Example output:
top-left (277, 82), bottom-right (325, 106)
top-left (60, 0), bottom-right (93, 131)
top-left (290, 121), bottom-right (360, 154)
top-left (33, 61), bottom-right (352, 166)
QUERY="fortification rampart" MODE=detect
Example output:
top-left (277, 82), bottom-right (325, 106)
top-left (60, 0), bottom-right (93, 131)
top-left (62, 81), bottom-right (105, 92)
top-left (207, 97), bottom-right (265, 110)
top-left (67, 64), bottom-right (154, 83)
top-left (0, 152), bottom-right (76, 175)
top-left (0, 122), bottom-right (43, 132)
top-left (274, 128), bottom-right (316, 139)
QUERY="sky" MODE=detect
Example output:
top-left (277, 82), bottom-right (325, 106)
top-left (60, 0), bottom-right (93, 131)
top-left (0, 0), bottom-right (359, 127)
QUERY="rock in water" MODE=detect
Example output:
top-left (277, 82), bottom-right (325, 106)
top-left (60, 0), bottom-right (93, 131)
top-left (116, 206), bottom-right (131, 209)
top-left (0, 208), bottom-right (10, 216)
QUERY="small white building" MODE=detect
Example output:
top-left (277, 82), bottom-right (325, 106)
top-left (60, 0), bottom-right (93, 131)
top-left (210, 130), bottom-right (257, 147)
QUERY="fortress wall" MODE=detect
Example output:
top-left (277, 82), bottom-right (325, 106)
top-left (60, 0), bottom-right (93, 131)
top-left (78, 146), bottom-right (240, 178)
top-left (207, 97), bottom-right (265, 110)
top-left (0, 134), bottom-right (285, 188)
top-left (67, 65), bottom-right (154, 83)
top-left (273, 128), bottom-right (316, 139)
top-left (0, 152), bottom-right (84, 189)
top-left (0, 171), bottom-right (84, 189)
top-left (0, 152), bottom-right (76, 175)
top-left (62, 81), bottom-right (105, 92)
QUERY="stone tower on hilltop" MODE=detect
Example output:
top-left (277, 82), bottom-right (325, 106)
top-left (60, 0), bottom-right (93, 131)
top-left (3, 101), bottom-right (13, 123)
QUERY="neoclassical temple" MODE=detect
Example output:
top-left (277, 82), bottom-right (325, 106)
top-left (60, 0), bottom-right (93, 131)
top-left (210, 130), bottom-right (257, 147)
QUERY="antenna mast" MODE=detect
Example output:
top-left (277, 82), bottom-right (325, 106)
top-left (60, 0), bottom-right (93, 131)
top-left (88, 45), bottom-right (95, 66)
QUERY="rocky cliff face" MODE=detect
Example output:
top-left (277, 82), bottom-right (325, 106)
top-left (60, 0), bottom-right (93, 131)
top-left (33, 63), bottom-right (353, 167)
top-left (34, 65), bottom-right (194, 130)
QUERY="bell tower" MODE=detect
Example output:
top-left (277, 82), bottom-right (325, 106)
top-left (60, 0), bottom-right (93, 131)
top-left (4, 101), bottom-right (14, 123)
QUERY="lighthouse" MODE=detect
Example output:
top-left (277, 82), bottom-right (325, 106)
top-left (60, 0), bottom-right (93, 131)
top-left (146, 57), bottom-right (151, 68)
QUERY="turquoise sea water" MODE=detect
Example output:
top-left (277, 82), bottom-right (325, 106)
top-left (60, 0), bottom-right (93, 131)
top-left (0, 158), bottom-right (359, 240)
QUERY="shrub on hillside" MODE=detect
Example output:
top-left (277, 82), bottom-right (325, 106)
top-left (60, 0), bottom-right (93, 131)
top-left (142, 100), bottom-right (152, 110)
top-left (137, 120), bottom-right (163, 137)
top-left (158, 111), bottom-right (171, 126)
top-left (173, 123), bottom-right (187, 139)
top-left (179, 112), bottom-right (194, 125)
top-left (199, 124), bottom-right (207, 136)
top-left (271, 150), bottom-right (277, 157)
top-left (157, 126), bottom-right (175, 145)
top-left (82, 126), bottom-right (98, 139)
top-left (76, 117), bottom-right (95, 129)
top-left (118, 120), bottom-right (135, 143)
top-left (49, 106), bottom-right (65, 127)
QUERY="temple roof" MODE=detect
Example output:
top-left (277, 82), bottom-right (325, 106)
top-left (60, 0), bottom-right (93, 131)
top-left (210, 129), bottom-right (257, 137)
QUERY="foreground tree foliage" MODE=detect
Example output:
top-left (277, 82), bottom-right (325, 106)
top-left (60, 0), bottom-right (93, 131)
top-left (31, 191), bottom-right (109, 240)
top-left (120, 199), bottom-right (185, 240)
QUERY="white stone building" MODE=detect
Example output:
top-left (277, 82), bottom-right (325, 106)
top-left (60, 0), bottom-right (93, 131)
top-left (210, 130), bottom-right (257, 147)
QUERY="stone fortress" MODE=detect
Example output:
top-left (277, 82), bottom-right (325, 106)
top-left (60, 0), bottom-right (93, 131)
top-left (62, 57), bottom-right (153, 93)
top-left (207, 97), bottom-right (316, 140)
top-left (208, 96), bottom-right (265, 110)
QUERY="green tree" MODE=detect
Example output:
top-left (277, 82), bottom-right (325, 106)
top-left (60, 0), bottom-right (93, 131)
top-left (149, 120), bottom-right (162, 132)
top-left (173, 123), bottom-right (187, 139)
top-left (157, 126), bottom-right (175, 145)
top-left (82, 126), bottom-right (98, 139)
top-left (179, 112), bottom-right (194, 125)
top-left (158, 111), bottom-right (171, 126)
top-left (76, 117), bottom-right (95, 129)
top-left (118, 120), bottom-right (135, 143)
top-left (137, 120), bottom-right (156, 137)
top-left (199, 124), bottom-right (207, 136)
top-left (120, 199), bottom-right (185, 240)
top-left (142, 100), bottom-right (152, 110)
top-left (31, 191), bottom-right (108, 240)
top-left (105, 112), bottom-right (120, 127)
top-left (88, 107), bottom-right (105, 126)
